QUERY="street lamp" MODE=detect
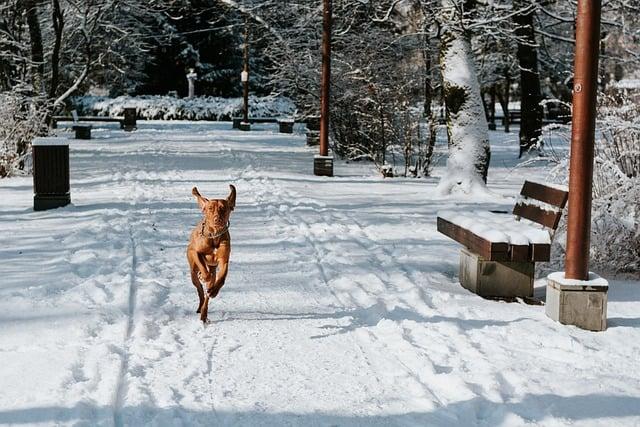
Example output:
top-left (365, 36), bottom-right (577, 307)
top-left (240, 20), bottom-right (251, 132)
top-left (545, 0), bottom-right (608, 331)
top-left (314, 0), bottom-right (334, 176)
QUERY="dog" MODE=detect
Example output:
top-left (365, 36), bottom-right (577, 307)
top-left (187, 185), bottom-right (236, 322)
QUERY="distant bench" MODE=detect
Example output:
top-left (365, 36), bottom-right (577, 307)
top-left (232, 117), bottom-right (296, 133)
top-left (437, 181), bottom-right (569, 298)
top-left (52, 107), bottom-right (137, 131)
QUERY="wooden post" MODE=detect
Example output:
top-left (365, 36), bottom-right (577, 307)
top-left (314, 0), bottom-right (334, 176)
top-left (565, 0), bottom-right (602, 280)
top-left (319, 0), bottom-right (332, 157)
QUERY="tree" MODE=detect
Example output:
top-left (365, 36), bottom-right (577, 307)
top-left (436, 0), bottom-right (490, 194)
top-left (513, 0), bottom-right (543, 157)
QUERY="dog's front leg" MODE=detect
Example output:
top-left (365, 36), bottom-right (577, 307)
top-left (200, 265), bottom-right (217, 323)
top-left (209, 261), bottom-right (229, 299)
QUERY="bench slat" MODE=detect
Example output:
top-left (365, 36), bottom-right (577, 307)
top-left (521, 181), bottom-right (568, 208)
top-left (53, 116), bottom-right (123, 122)
top-left (531, 243), bottom-right (551, 262)
top-left (437, 217), bottom-right (509, 261)
top-left (513, 203), bottom-right (563, 229)
top-left (509, 244), bottom-right (530, 262)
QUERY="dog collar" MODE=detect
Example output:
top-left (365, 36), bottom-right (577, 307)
top-left (201, 221), bottom-right (230, 240)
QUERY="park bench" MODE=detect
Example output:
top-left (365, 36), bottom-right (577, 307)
top-left (52, 107), bottom-right (137, 131)
top-left (437, 181), bottom-right (569, 298)
top-left (231, 116), bottom-right (297, 134)
top-left (232, 117), bottom-right (279, 128)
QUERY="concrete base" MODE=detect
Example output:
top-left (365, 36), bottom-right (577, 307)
top-left (34, 193), bottom-right (70, 211)
top-left (72, 125), bottom-right (92, 140)
top-left (239, 122), bottom-right (251, 131)
top-left (546, 272), bottom-right (608, 331)
top-left (306, 130), bottom-right (320, 146)
top-left (314, 155), bottom-right (333, 177)
top-left (459, 248), bottom-right (534, 298)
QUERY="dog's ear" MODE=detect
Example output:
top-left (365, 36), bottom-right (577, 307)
top-left (192, 187), bottom-right (208, 211)
top-left (227, 185), bottom-right (236, 211)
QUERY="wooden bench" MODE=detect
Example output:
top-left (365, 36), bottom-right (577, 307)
top-left (232, 117), bottom-right (280, 129)
top-left (53, 115), bottom-right (123, 129)
top-left (52, 107), bottom-right (137, 132)
top-left (437, 181), bottom-right (568, 298)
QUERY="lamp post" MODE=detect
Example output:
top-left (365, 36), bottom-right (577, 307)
top-left (186, 68), bottom-right (197, 98)
top-left (545, 0), bottom-right (608, 331)
top-left (314, 0), bottom-right (334, 176)
top-left (240, 20), bottom-right (251, 132)
top-left (565, 0), bottom-right (602, 281)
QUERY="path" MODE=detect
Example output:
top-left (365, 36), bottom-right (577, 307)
top-left (0, 122), bottom-right (639, 426)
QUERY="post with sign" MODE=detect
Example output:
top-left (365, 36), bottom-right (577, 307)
top-left (545, 0), bottom-right (608, 331)
top-left (314, 0), bottom-right (334, 176)
top-left (240, 20), bottom-right (251, 132)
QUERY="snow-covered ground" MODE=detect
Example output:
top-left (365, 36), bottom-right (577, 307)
top-left (0, 121), bottom-right (639, 426)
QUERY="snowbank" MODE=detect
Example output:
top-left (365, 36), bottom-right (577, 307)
top-left (72, 95), bottom-right (296, 121)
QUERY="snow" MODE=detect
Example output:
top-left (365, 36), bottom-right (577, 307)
top-left (72, 95), bottom-right (296, 121)
top-left (548, 272), bottom-right (609, 288)
top-left (438, 210), bottom-right (551, 245)
top-left (31, 137), bottom-right (70, 146)
top-left (1, 121), bottom-right (639, 426)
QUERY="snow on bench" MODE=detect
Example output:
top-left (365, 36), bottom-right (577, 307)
top-left (437, 181), bottom-right (569, 263)
top-left (437, 210), bottom-right (551, 246)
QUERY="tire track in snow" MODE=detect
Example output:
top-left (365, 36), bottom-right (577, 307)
top-left (113, 226), bottom-right (138, 427)
top-left (245, 174), bottom-right (451, 409)
top-left (235, 171), bottom-right (398, 407)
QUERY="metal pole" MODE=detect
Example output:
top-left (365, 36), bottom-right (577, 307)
top-left (243, 21), bottom-right (250, 124)
top-left (319, 0), bottom-right (332, 157)
top-left (565, 0), bottom-right (602, 280)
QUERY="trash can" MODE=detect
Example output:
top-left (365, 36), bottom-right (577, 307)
top-left (72, 124), bottom-right (92, 139)
top-left (278, 119), bottom-right (295, 134)
top-left (306, 116), bottom-right (321, 132)
top-left (123, 107), bottom-right (137, 131)
top-left (32, 137), bottom-right (70, 211)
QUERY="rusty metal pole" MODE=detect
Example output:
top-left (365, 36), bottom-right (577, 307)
top-left (565, 0), bottom-right (602, 280)
top-left (243, 20), bottom-right (250, 125)
top-left (319, 0), bottom-right (332, 157)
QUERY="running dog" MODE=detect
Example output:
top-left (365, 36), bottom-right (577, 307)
top-left (187, 185), bottom-right (236, 322)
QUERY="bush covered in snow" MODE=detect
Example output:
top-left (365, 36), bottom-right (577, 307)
top-left (550, 88), bottom-right (640, 276)
top-left (71, 95), bottom-right (296, 121)
top-left (0, 93), bottom-right (48, 178)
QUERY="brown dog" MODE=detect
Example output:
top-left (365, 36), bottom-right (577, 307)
top-left (187, 185), bottom-right (236, 322)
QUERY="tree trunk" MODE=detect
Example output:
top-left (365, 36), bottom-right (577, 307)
top-left (513, 0), bottom-right (543, 157)
top-left (24, 0), bottom-right (44, 95)
top-left (497, 69), bottom-right (511, 133)
top-left (436, 0), bottom-right (490, 194)
top-left (49, 0), bottom-right (64, 99)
